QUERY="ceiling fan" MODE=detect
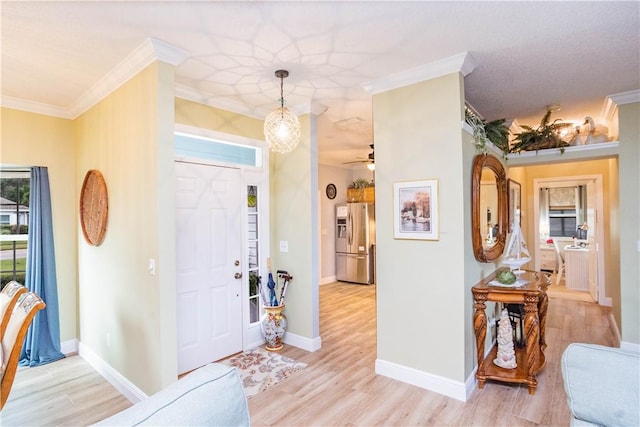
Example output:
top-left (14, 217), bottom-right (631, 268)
top-left (343, 144), bottom-right (374, 169)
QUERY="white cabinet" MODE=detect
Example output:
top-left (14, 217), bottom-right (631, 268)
top-left (539, 247), bottom-right (557, 272)
top-left (564, 247), bottom-right (589, 291)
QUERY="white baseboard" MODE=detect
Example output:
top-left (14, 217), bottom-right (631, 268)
top-left (620, 341), bottom-right (640, 353)
top-left (60, 339), bottom-right (79, 355)
top-left (609, 313), bottom-right (622, 347)
top-left (78, 342), bottom-right (147, 403)
top-left (284, 331), bottom-right (322, 352)
top-left (320, 275), bottom-right (336, 285)
top-left (375, 358), bottom-right (468, 402)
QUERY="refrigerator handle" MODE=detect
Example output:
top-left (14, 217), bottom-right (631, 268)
top-left (348, 212), bottom-right (353, 246)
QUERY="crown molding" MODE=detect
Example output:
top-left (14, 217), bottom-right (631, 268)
top-left (3, 38), bottom-right (188, 120)
top-left (297, 101), bottom-right (328, 116)
top-left (601, 89), bottom-right (640, 128)
top-left (69, 38), bottom-right (188, 118)
top-left (175, 84), bottom-right (265, 120)
top-left (176, 84), bottom-right (322, 119)
top-left (362, 52), bottom-right (477, 95)
top-left (0, 95), bottom-right (74, 119)
top-left (608, 89), bottom-right (640, 106)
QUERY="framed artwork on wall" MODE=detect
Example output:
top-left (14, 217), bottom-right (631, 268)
top-left (393, 179), bottom-right (439, 240)
top-left (508, 178), bottom-right (521, 232)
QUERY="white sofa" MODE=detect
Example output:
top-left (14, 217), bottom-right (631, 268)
top-left (561, 343), bottom-right (639, 427)
top-left (95, 363), bottom-right (249, 426)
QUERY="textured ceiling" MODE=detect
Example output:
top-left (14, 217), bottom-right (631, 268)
top-left (2, 1), bottom-right (639, 166)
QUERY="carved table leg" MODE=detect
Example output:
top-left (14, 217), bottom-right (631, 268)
top-left (473, 292), bottom-right (488, 388)
top-left (523, 294), bottom-right (540, 395)
top-left (538, 290), bottom-right (548, 351)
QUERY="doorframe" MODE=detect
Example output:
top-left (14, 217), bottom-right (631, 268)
top-left (174, 124), bottom-right (270, 354)
top-left (533, 174), bottom-right (608, 305)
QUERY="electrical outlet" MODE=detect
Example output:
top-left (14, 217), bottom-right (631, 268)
top-left (279, 241), bottom-right (288, 253)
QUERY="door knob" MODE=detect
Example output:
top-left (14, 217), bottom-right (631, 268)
top-left (234, 272), bottom-right (243, 279)
top-left (234, 260), bottom-right (240, 266)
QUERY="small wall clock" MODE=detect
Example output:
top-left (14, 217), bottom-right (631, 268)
top-left (326, 183), bottom-right (337, 200)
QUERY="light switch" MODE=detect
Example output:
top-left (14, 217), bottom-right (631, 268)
top-left (280, 241), bottom-right (288, 253)
top-left (148, 258), bottom-right (156, 275)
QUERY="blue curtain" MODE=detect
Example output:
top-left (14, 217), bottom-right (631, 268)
top-left (20, 167), bottom-right (64, 367)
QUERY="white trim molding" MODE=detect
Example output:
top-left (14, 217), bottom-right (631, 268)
top-left (60, 339), bottom-right (79, 355)
top-left (375, 358), bottom-right (469, 402)
top-left (362, 52), bottom-right (477, 95)
top-left (601, 89), bottom-right (640, 129)
top-left (70, 38), bottom-right (188, 118)
top-left (620, 341), bottom-right (640, 353)
top-left (283, 331), bottom-right (322, 352)
top-left (2, 38), bottom-right (188, 120)
top-left (79, 342), bottom-right (147, 404)
top-left (0, 95), bottom-right (74, 119)
top-left (608, 89), bottom-right (640, 106)
top-left (175, 84), bottom-right (265, 120)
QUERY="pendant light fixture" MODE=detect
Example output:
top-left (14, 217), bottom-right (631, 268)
top-left (264, 69), bottom-right (301, 153)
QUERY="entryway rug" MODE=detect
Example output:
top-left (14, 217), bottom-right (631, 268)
top-left (221, 347), bottom-right (307, 399)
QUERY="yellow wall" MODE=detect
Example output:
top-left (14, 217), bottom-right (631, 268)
top-left (509, 159), bottom-right (617, 298)
top-left (175, 98), bottom-right (264, 141)
top-left (0, 108), bottom-right (78, 343)
top-left (374, 73), bottom-right (494, 383)
top-left (75, 61), bottom-right (177, 394)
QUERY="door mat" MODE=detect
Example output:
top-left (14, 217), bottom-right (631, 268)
top-left (221, 347), bottom-right (307, 399)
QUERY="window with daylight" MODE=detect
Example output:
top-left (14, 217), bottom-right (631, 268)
top-left (0, 169), bottom-right (30, 287)
top-left (175, 132), bottom-right (261, 167)
top-left (247, 185), bottom-right (261, 324)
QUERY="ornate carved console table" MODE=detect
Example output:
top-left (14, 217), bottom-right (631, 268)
top-left (472, 268), bottom-right (550, 395)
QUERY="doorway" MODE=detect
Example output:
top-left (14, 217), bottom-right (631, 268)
top-left (175, 161), bottom-right (243, 374)
top-left (533, 174), bottom-right (605, 305)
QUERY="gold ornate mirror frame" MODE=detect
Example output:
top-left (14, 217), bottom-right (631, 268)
top-left (472, 154), bottom-right (507, 262)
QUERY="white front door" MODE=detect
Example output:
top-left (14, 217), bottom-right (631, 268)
top-left (175, 161), bottom-right (243, 374)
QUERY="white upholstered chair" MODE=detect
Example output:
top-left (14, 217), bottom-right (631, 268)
top-left (0, 281), bottom-right (27, 340)
top-left (0, 292), bottom-right (46, 409)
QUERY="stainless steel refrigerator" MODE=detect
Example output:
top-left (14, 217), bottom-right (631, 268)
top-left (335, 203), bottom-right (376, 284)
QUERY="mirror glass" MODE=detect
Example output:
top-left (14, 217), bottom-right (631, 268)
top-left (480, 169), bottom-right (498, 250)
top-left (472, 154), bottom-right (507, 262)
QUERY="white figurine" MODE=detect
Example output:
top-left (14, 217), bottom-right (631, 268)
top-left (494, 308), bottom-right (517, 369)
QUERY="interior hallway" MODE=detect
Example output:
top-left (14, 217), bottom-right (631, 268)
top-left (4, 280), bottom-right (615, 426)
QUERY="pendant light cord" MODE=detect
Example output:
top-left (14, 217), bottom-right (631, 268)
top-left (280, 75), bottom-right (285, 118)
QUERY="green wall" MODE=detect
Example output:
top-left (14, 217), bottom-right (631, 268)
top-left (270, 114), bottom-right (320, 342)
top-left (617, 101), bottom-right (639, 345)
top-left (374, 72), bottom-right (493, 383)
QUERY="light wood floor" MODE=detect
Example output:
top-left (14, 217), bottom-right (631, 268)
top-left (2, 280), bottom-right (615, 426)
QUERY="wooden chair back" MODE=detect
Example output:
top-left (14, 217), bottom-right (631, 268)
top-left (0, 281), bottom-right (27, 340)
top-left (0, 292), bottom-right (46, 410)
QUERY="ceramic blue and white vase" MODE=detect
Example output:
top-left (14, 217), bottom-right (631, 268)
top-left (261, 304), bottom-right (287, 351)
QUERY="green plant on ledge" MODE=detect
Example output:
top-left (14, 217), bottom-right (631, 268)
top-left (465, 108), bottom-right (511, 159)
top-left (511, 108), bottom-right (572, 154)
top-left (349, 178), bottom-right (374, 189)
